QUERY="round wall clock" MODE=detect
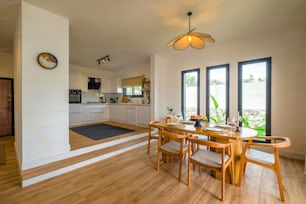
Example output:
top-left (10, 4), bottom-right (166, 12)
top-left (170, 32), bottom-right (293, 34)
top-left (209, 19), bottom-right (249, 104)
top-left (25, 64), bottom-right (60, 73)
top-left (37, 52), bottom-right (58, 69)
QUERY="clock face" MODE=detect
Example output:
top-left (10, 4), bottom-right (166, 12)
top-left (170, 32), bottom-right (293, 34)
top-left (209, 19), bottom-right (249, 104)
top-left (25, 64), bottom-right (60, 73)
top-left (37, 52), bottom-right (58, 69)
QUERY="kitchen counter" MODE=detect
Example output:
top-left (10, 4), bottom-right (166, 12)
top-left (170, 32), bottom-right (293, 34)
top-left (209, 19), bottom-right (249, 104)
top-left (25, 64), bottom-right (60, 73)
top-left (69, 103), bottom-right (150, 126)
top-left (81, 103), bottom-right (150, 106)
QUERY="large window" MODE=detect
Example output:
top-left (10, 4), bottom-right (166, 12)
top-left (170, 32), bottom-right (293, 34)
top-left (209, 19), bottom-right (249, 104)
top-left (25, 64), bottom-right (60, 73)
top-left (238, 57), bottom-right (271, 137)
top-left (181, 69), bottom-right (200, 120)
top-left (122, 75), bottom-right (144, 97)
top-left (123, 86), bottom-right (143, 97)
top-left (206, 64), bottom-right (229, 124)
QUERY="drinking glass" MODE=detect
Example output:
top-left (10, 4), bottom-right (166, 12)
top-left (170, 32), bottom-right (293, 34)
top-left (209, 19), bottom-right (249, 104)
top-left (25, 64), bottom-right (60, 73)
top-left (227, 117), bottom-right (235, 135)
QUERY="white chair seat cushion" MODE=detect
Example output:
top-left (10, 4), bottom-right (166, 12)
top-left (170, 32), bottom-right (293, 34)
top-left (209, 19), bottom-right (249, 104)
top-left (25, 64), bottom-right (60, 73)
top-left (191, 149), bottom-right (229, 168)
top-left (160, 141), bottom-right (188, 154)
top-left (246, 149), bottom-right (275, 165)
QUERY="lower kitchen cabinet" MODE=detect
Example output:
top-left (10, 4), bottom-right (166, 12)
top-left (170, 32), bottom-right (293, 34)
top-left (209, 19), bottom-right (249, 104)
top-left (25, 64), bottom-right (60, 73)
top-left (127, 106), bottom-right (137, 125)
top-left (136, 105), bottom-right (150, 127)
top-left (69, 104), bottom-right (83, 125)
top-left (109, 104), bottom-right (128, 123)
top-left (69, 104), bottom-right (150, 126)
top-left (87, 105), bottom-right (109, 122)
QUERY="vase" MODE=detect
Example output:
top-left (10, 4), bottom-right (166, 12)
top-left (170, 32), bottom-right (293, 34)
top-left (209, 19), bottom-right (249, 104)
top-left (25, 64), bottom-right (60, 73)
top-left (194, 120), bottom-right (202, 128)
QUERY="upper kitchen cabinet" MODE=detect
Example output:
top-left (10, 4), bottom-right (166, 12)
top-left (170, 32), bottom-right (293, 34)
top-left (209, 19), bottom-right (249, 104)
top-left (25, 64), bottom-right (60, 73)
top-left (101, 78), bottom-right (121, 93)
top-left (69, 71), bottom-right (84, 90)
top-left (142, 78), bottom-right (150, 92)
top-left (101, 78), bottom-right (111, 92)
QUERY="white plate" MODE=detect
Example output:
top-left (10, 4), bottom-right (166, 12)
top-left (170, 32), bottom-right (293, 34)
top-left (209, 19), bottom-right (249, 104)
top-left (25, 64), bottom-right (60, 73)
top-left (206, 127), bottom-right (224, 132)
top-left (215, 124), bottom-right (232, 129)
top-left (167, 123), bottom-right (184, 126)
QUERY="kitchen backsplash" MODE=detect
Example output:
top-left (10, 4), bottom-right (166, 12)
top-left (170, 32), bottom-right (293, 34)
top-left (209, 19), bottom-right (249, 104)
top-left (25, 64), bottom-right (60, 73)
top-left (82, 90), bottom-right (149, 104)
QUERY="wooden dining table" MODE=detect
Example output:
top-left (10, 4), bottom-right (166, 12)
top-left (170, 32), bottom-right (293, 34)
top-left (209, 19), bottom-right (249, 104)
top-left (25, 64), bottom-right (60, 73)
top-left (149, 121), bottom-right (258, 185)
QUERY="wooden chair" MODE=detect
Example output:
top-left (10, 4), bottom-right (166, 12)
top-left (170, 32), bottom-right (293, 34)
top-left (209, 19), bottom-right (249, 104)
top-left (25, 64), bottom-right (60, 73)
top-left (157, 130), bottom-right (190, 181)
top-left (147, 121), bottom-right (161, 154)
top-left (187, 137), bottom-right (234, 201)
top-left (238, 136), bottom-right (291, 202)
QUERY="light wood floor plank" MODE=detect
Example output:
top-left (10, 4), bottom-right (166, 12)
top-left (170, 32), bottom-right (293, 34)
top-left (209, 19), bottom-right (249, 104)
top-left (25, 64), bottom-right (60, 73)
top-left (0, 135), bottom-right (305, 204)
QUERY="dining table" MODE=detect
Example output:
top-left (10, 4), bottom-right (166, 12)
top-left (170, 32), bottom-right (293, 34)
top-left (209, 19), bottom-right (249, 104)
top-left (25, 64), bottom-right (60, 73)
top-left (149, 121), bottom-right (258, 185)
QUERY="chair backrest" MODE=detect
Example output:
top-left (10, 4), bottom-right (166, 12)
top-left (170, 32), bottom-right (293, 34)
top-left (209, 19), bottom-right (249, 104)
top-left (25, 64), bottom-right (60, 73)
top-left (246, 136), bottom-right (291, 149)
top-left (158, 130), bottom-right (190, 147)
top-left (188, 137), bottom-right (233, 161)
top-left (149, 120), bottom-right (161, 134)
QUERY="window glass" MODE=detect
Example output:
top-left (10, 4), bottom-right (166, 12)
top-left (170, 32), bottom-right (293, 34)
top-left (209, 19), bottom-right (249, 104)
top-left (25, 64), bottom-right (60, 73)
top-left (182, 69), bottom-right (200, 120)
top-left (123, 86), bottom-right (143, 97)
top-left (238, 57), bottom-right (271, 137)
top-left (206, 65), bottom-right (229, 124)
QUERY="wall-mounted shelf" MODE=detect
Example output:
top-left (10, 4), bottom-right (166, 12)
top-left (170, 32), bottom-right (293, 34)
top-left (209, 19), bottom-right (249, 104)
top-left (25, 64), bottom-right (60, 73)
top-left (142, 78), bottom-right (150, 92)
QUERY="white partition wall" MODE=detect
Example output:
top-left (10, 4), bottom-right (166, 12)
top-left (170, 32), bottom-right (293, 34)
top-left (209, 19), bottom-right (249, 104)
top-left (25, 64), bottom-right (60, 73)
top-left (15, 2), bottom-right (70, 170)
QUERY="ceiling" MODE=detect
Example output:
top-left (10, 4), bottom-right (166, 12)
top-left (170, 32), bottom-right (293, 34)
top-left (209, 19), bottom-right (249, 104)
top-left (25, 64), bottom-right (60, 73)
top-left (0, 0), bottom-right (305, 70)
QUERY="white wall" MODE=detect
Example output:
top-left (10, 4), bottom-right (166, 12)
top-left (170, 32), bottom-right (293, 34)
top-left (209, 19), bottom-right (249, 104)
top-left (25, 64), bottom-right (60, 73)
top-left (14, 7), bottom-right (22, 163)
top-left (150, 54), bottom-right (168, 120)
top-left (17, 2), bottom-right (70, 169)
top-left (0, 53), bottom-right (14, 78)
top-left (153, 23), bottom-right (306, 159)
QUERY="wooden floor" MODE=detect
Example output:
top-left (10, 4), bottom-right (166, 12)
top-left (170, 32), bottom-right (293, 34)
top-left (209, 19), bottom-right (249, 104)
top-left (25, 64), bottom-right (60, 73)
top-left (0, 135), bottom-right (305, 203)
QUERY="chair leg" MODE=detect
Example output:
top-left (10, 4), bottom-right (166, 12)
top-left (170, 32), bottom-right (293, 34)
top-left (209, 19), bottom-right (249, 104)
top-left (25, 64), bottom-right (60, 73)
top-left (178, 155), bottom-right (182, 181)
top-left (230, 161), bottom-right (235, 185)
top-left (187, 158), bottom-right (191, 186)
top-left (221, 168), bottom-right (225, 201)
top-left (147, 138), bottom-right (151, 154)
top-left (157, 151), bottom-right (161, 171)
top-left (274, 161), bottom-right (285, 201)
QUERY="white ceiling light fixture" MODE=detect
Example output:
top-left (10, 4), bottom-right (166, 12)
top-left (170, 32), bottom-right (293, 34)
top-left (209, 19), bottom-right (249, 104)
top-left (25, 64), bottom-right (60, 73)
top-left (167, 11), bottom-right (215, 50)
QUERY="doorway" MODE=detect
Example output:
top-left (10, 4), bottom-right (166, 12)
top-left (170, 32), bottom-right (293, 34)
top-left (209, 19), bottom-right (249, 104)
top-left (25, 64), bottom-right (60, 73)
top-left (0, 78), bottom-right (14, 136)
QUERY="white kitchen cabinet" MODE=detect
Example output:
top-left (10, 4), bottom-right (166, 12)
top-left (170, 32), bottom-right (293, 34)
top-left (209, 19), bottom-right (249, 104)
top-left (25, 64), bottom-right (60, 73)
top-left (84, 104), bottom-right (109, 122)
top-left (101, 78), bottom-right (111, 92)
top-left (127, 106), bottom-right (137, 125)
top-left (82, 74), bottom-right (88, 92)
top-left (109, 104), bottom-right (128, 123)
top-left (69, 104), bottom-right (83, 125)
top-left (69, 71), bottom-right (84, 90)
top-left (137, 105), bottom-right (150, 127)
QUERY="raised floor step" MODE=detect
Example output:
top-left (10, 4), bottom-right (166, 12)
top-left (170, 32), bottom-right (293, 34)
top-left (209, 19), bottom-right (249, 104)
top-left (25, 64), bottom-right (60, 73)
top-left (21, 132), bottom-right (148, 187)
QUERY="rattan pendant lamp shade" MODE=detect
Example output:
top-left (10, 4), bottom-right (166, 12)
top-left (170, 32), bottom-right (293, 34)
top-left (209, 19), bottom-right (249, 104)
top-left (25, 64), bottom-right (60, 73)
top-left (167, 12), bottom-right (215, 50)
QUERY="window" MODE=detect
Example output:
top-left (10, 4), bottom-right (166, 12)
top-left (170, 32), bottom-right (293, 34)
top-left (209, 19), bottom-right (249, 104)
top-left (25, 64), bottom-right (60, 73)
top-left (122, 75), bottom-right (144, 97)
top-left (181, 69), bottom-right (200, 120)
top-left (238, 57), bottom-right (271, 137)
top-left (123, 86), bottom-right (143, 97)
top-left (206, 64), bottom-right (229, 124)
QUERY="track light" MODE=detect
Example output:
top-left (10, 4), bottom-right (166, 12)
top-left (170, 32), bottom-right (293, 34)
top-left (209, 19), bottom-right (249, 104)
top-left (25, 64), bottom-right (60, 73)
top-left (97, 55), bottom-right (111, 65)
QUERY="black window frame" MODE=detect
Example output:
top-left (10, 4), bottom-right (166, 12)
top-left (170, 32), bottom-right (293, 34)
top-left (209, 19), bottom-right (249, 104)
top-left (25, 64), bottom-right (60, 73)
top-left (181, 68), bottom-right (200, 120)
top-left (206, 64), bottom-right (230, 123)
top-left (238, 57), bottom-right (272, 138)
top-left (123, 86), bottom-right (143, 98)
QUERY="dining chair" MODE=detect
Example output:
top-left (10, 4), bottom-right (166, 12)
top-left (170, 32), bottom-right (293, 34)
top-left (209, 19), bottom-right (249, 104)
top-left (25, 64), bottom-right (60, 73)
top-left (187, 137), bottom-right (234, 201)
top-left (157, 130), bottom-right (190, 181)
top-left (147, 121), bottom-right (161, 154)
top-left (238, 136), bottom-right (291, 202)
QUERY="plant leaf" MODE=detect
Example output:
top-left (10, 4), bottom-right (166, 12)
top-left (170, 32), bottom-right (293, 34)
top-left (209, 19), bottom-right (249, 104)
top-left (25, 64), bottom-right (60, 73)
top-left (210, 95), bottom-right (219, 109)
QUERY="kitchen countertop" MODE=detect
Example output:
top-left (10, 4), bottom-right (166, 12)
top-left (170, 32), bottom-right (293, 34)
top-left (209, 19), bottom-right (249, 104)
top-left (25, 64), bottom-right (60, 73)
top-left (79, 103), bottom-right (150, 106)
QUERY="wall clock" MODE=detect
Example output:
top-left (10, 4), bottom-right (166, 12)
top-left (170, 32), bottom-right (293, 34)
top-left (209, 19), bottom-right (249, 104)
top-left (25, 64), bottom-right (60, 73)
top-left (37, 52), bottom-right (58, 69)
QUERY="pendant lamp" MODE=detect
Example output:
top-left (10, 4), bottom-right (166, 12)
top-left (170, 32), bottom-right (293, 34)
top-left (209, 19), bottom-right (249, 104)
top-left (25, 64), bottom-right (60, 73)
top-left (167, 12), bottom-right (215, 50)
